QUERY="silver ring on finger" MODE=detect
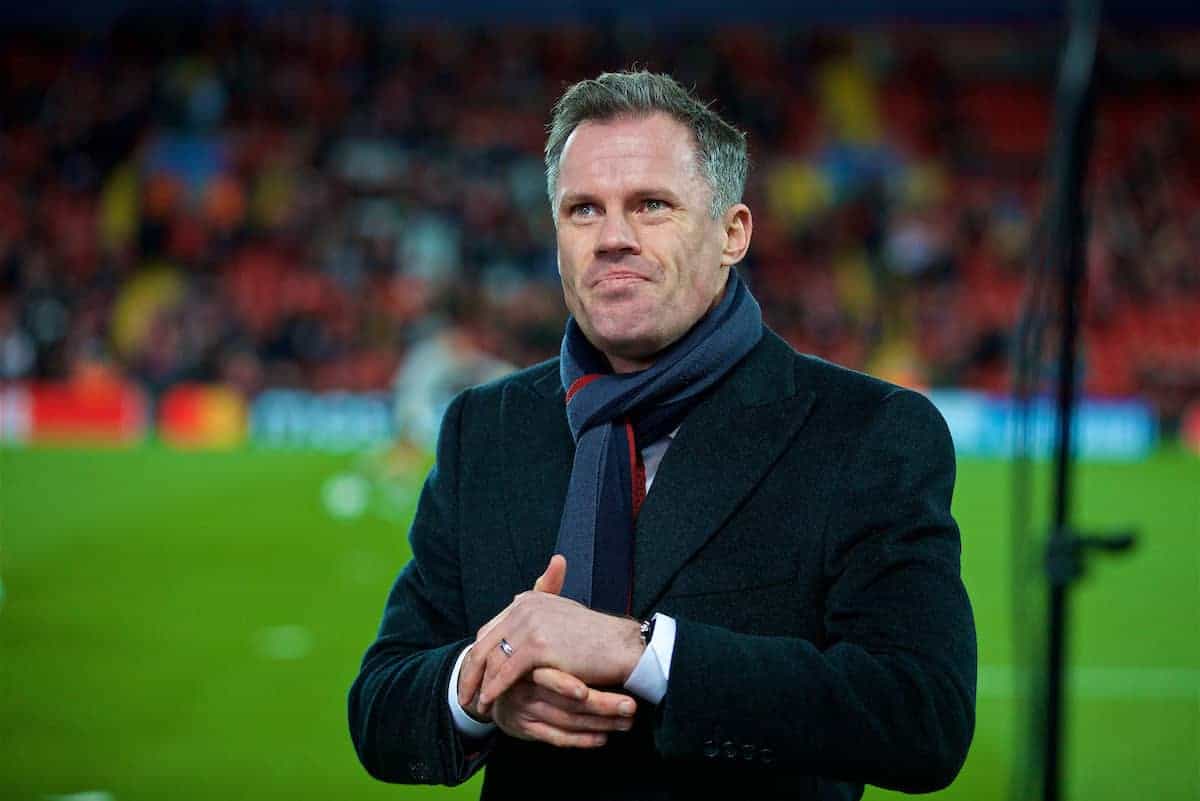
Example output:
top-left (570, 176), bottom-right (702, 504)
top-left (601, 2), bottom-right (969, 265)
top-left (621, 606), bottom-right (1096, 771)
top-left (499, 638), bottom-right (514, 657)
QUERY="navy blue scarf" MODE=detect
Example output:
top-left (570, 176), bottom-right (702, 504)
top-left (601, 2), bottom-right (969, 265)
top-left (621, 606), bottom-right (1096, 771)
top-left (555, 269), bottom-right (763, 613)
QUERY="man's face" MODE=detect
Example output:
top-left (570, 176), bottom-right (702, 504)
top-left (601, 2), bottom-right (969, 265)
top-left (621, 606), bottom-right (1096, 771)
top-left (554, 112), bottom-right (749, 372)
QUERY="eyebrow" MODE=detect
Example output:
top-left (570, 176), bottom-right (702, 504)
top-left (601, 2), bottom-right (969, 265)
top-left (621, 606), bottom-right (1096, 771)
top-left (558, 187), bottom-right (684, 211)
top-left (557, 192), bottom-right (596, 211)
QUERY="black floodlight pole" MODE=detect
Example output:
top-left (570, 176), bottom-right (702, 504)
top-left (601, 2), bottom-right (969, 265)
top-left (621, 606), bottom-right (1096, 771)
top-left (1041, 2), bottom-right (1136, 801)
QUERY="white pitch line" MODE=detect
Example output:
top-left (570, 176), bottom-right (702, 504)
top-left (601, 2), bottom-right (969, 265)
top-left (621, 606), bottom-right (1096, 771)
top-left (978, 665), bottom-right (1200, 700)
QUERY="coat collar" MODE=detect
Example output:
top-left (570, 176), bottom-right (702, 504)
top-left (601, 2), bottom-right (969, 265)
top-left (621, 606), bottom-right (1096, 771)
top-left (502, 329), bottom-right (816, 616)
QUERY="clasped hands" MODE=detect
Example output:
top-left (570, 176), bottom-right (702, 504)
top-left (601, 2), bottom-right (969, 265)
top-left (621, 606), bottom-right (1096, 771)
top-left (456, 555), bottom-right (646, 748)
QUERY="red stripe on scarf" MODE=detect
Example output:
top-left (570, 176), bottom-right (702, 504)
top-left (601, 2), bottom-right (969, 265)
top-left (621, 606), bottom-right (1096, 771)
top-left (565, 373), bottom-right (603, 404)
top-left (625, 419), bottom-right (646, 519)
top-left (624, 418), bottom-right (645, 614)
top-left (566, 374), bottom-right (644, 615)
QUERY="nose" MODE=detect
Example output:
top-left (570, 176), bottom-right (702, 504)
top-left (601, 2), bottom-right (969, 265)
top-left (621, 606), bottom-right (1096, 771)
top-left (595, 210), bottom-right (639, 258)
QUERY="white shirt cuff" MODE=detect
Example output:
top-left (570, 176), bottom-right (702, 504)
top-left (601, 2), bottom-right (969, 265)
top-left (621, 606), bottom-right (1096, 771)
top-left (448, 644), bottom-right (498, 738)
top-left (622, 613), bottom-right (676, 705)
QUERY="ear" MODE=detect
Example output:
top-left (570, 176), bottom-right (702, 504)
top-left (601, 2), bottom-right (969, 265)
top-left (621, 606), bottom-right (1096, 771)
top-left (719, 203), bottom-right (753, 267)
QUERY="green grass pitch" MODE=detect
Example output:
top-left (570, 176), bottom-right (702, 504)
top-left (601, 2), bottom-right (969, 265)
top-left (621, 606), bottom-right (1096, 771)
top-left (1, 444), bottom-right (1196, 801)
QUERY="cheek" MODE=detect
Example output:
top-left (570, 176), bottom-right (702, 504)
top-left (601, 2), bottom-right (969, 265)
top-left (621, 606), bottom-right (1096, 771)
top-left (557, 236), bottom-right (589, 285)
top-left (677, 237), bottom-right (721, 291)
top-left (672, 222), bottom-right (714, 265)
top-left (556, 253), bottom-right (586, 319)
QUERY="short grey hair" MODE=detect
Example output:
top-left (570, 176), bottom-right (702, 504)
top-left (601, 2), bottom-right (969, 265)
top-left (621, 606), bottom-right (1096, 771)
top-left (544, 70), bottom-right (748, 219)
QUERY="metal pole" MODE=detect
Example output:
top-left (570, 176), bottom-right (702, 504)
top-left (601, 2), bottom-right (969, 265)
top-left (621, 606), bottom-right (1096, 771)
top-left (1039, 3), bottom-right (1133, 799)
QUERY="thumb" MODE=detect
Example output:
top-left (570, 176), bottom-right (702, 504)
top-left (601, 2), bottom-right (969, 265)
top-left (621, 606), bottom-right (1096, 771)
top-left (532, 554), bottom-right (567, 595)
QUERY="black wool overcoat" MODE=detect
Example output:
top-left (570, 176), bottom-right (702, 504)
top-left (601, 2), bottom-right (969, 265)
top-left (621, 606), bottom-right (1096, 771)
top-left (349, 328), bottom-right (977, 801)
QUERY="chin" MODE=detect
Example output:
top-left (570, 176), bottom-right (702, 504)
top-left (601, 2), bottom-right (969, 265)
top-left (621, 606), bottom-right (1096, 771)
top-left (581, 316), bottom-right (644, 347)
top-left (593, 330), bottom-right (665, 365)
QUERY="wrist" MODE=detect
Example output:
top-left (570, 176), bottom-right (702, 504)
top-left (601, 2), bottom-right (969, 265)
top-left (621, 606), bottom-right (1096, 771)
top-left (619, 616), bottom-right (648, 681)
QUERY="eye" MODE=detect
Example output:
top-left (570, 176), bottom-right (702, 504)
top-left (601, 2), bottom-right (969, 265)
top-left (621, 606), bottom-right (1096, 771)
top-left (570, 202), bottom-right (599, 218)
top-left (641, 198), bottom-right (670, 213)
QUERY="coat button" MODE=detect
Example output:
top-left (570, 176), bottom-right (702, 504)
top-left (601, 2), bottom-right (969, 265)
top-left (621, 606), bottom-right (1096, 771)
top-left (722, 740), bottom-right (738, 759)
top-left (759, 747), bottom-right (775, 765)
top-left (742, 743), bottom-right (756, 761)
top-left (703, 739), bottom-right (719, 758)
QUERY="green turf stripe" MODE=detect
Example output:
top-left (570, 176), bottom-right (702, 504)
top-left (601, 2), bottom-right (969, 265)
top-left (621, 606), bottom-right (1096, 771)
top-left (979, 665), bottom-right (1200, 699)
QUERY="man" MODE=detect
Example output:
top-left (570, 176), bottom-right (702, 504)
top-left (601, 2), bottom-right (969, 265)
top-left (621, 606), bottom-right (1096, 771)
top-left (348, 71), bottom-right (976, 801)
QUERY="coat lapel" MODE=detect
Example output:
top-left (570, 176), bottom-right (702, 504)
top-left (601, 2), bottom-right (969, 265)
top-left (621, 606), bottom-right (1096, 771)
top-left (630, 331), bottom-right (815, 617)
top-left (500, 368), bottom-right (574, 588)
top-left (498, 332), bottom-right (816, 613)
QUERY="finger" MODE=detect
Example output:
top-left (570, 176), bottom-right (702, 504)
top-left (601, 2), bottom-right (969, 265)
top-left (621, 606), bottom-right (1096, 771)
top-left (547, 685), bottom-right (638, 718)
top-left (456, 646), bottom-right (477, 707)
top-left (520, 719), bottom-right (608, 749)
top-left (530, 667), bottom-right (587, 701)
top-left (459, 610), bottom-right (516, 706)
top-left (480, 636), bottom-right (548, 714)
top-left (528, 686), bottom-right (636, 722)
top-left (535, 554), bottom-right (567, 596)
top-left (527, 674), bottom-right (636, 718)
top-left (455, 646), bottom-right (476, 708)
top-left (532, 557), bottom-right (554, 592)
top-left (460, 645), bottom-right (505, 709)
top-left (495, 681), bottom-right (628, 734)
top-left (479, 645), bottom-right (533, 708)
top-left (458, 643), bottom-right (499, 708)
top-left (524, 698), bottom-right (634, 733)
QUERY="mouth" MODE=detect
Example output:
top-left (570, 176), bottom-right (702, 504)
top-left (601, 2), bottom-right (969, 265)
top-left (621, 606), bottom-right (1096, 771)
top-left (590, 269), bottom-right (651, 289)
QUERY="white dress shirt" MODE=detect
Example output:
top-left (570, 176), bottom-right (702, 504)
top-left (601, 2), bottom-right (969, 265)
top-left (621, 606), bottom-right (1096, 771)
top-left (448, 430), bottom-right (679, 736)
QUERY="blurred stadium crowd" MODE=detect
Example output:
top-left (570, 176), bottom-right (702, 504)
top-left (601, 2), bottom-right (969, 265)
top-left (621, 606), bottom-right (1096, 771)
top-left (1, 15), bottom-right (1198, 424)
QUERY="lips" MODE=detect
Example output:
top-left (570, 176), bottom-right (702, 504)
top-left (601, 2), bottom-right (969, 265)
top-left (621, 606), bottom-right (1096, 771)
top-left (584, 264), bottom-right (654, 289)
top-left (594, 270), bottom-right (648, 286)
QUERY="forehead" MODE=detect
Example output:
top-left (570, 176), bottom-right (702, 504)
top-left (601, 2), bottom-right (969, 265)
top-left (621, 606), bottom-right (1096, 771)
top-left (556, 112), bottom-right (702, 200)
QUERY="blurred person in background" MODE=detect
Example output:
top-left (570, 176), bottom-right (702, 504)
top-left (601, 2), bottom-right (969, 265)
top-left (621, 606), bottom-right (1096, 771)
top-left (3, 20), bottom-right (1195, 416)
top-left (349, 71), bottom-right (976, 800)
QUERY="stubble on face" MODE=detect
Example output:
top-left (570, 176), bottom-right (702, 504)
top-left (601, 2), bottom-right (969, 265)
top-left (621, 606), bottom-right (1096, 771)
top-left (553, 113), bottom-right (728, 372)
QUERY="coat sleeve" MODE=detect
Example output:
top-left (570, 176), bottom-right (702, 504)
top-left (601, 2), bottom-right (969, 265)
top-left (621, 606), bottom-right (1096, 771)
top-left (347, 389), bottom-right (487, 785)
top-left (651, 388), bottom-right (977, 793)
